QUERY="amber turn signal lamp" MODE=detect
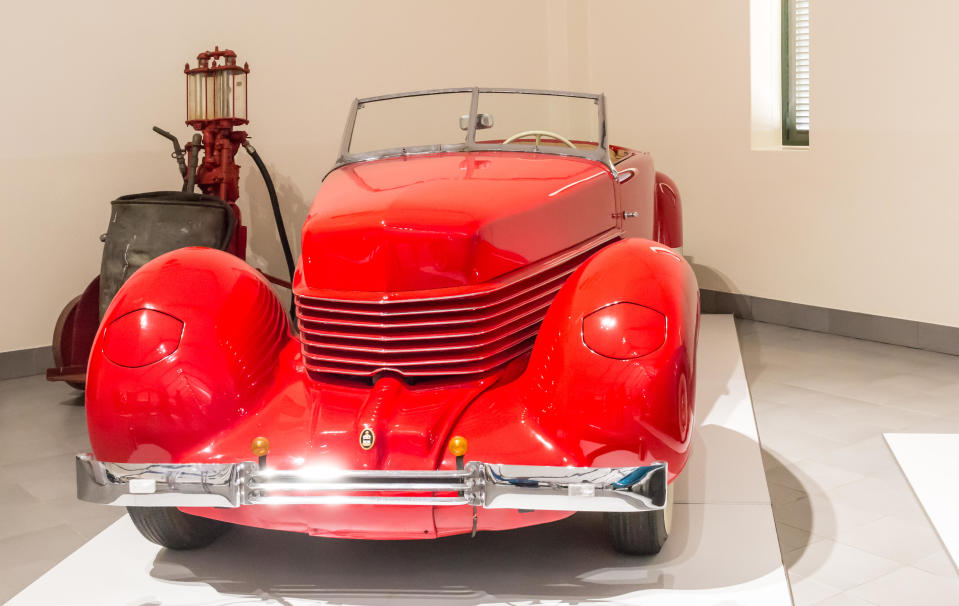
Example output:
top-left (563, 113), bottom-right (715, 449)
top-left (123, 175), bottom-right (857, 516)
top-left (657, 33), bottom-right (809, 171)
top-left (448, 436), bottom-right (468, 457)
top-left (251, 436), bottom-right (271, 468)
top-left (449, 435), bottom-right (468, 471)
top-left (251, 436), bottom-right (271, 457)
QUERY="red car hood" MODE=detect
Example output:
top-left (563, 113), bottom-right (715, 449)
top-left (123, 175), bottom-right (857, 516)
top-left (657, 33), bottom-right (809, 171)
top-left (297, 152), bottom-right (616, 294)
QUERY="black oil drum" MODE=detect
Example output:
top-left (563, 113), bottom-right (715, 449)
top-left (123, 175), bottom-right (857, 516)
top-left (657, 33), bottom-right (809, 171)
top-left (99, 191), bottom-right (235, 318)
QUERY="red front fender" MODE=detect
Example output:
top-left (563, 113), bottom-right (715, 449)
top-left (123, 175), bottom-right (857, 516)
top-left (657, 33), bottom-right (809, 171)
top-left (446, 238), bottom-right (699, 480)
top-left (86, 247), bottom-right (292, 462)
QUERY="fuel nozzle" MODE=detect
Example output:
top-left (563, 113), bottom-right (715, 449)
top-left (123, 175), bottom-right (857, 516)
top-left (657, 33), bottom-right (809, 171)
top-left (152, 126), bottom-right (187, 179)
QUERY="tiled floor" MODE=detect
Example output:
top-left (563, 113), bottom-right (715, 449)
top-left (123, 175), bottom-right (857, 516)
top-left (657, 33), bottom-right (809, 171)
top-left (0, 376), bottom-right (123, 604)
top-left (0, 318), bottom-right (957, 604)
top-left (739, 319), bottom-right (959, 605)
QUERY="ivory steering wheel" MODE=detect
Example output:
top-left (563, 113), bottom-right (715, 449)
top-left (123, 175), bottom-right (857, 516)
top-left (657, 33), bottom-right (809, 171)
top-left (503, 130), bottom-right (577, 149)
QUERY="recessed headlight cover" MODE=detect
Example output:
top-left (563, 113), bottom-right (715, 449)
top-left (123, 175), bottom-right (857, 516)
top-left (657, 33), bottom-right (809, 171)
top-left (583, 302), bottom-right (666, 359)
top-left (103, 308), bottom-right (183, 368)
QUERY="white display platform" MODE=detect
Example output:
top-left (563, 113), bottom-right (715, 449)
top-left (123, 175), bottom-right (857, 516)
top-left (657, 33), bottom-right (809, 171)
top-left (885, 433), bottom-right (959, 573)
top-left (7, 314), bottom-right (791, 606)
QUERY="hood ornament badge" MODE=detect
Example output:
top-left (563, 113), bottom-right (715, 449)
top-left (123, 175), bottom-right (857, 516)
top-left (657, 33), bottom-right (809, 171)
top-left (359, 428), bottom-right (375, 450)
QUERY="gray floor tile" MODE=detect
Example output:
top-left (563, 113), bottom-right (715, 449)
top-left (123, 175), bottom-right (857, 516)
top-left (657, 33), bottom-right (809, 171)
top-left (847, 565), bottom-right (959, 605)
top-left (0, 525), bottom-right (85, 596)
top-left (0, 500), bottom-right (68, 541)
top-left (0, 558), bottom-right (61, 604)
top-left (738, 319), bottom-right (959, 605)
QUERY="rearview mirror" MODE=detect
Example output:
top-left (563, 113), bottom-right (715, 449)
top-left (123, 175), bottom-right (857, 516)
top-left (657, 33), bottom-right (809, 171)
top-left (459, 113), bottom-right (494, 131)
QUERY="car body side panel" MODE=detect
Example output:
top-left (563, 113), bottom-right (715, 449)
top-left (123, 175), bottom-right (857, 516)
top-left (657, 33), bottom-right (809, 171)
top-left (655, 171), bottom-right (683, 247)
top-left (613, 151), bottom-right (657, 238)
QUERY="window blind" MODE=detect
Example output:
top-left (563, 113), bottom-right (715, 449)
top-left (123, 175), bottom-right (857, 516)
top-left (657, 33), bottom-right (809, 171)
top-left (783, 0), bottom-right (809, 145)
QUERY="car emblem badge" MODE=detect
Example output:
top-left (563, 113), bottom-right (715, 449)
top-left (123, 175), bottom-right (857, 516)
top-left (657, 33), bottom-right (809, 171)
top-left (359, 428), bottom-right (375, 450)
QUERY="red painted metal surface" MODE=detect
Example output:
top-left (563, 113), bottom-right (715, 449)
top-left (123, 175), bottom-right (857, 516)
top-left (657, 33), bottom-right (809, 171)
top-left (298, 152), bottom-right (617, 293)
top-left (655, 171), bottom-right (683, 248)
top-left (296, 232), bottom-right (618, 378)
top-left (47, 276), bottom-right (100, 387)
top-left (85, 147), bottom-right (699, 540)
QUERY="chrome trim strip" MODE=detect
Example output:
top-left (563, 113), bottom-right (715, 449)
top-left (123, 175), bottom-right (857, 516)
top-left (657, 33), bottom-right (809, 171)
top-left (75, 453), bottom-right (255, 508)
top-left (76, 454), bottom-right (666, 514)
top-left (337, 97), bottom-right (359, 166)
top-left (249, 481), bottom-right (466, 492)
top-left (355, 87), bottom-right (602, 105)
top-left (465, 87), bottom-right (480, 146)
top-left (476, 462), bottom-right (667, 513)
top-left (250, 496), bottom-right (468, 506)
top-left (255, 468), bottom-right (471, 480)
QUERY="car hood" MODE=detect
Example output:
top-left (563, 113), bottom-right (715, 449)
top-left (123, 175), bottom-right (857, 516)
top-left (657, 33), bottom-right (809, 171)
top-left (297, 152), bottom-right (616, 294)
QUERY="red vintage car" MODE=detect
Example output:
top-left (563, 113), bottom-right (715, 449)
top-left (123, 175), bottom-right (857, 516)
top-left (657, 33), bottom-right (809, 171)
top-left (77, 88), bottom-right (699, 555)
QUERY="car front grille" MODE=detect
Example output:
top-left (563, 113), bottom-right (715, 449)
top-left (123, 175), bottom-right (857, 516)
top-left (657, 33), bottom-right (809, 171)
top-left (295, 234), bottom-right (617, 380)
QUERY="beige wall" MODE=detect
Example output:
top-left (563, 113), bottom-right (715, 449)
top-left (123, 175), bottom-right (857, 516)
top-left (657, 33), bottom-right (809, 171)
top-left (0, 0), bottom-right (575, 352)
top-left (586, 0), bottom-right (959, 328)
top-left (3, 0), bottom-right (957, 354)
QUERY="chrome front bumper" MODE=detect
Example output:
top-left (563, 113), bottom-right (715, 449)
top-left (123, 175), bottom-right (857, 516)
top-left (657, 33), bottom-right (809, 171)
top-left (76, 454), bottom-right (667, 513)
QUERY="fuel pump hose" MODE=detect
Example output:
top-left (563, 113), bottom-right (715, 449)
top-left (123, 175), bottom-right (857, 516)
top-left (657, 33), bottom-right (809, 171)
top-left (242, 142), bottom-right (296, 284)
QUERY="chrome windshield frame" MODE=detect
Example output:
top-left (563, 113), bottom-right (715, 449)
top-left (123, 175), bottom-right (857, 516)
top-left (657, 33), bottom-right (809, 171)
top-left (334, 87), bottom-right (612, 173)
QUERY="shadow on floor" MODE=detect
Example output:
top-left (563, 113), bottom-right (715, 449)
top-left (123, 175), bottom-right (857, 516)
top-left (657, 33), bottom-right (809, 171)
top-left (149, 508), bottom-right (731, 605)
top-left (56, 392), bottom-right (84, 408)
top-left (148, 431), bottom-right (795, 605)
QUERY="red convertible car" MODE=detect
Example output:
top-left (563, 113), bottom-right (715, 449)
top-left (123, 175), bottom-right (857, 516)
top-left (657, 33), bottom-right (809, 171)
top-left (77, 88), bottom-right (699, 555)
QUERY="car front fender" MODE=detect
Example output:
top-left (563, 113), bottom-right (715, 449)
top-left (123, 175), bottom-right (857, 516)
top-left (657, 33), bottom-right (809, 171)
top-left (448, 238), bottom-right (699, 478)
top-left (86, 247), bottom-right (292, 463)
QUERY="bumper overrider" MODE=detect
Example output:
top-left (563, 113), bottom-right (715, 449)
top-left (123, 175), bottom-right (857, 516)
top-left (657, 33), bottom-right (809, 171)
top-left (76, 454), bottom-right (667, 513)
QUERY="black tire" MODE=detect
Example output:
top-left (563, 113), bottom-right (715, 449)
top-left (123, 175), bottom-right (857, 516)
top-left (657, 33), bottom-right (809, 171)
top-left (127, 507), bottom-right (230, 550)
top-left (606, 488), bottom-right (673, 555)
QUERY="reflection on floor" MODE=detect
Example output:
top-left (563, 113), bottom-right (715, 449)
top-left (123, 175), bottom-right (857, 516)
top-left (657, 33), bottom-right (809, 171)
top-left (4, 315), bottom-right (792, 605)
top-left (1, 317), bottom-right (957, 604)
top-left (741, 320), bottom-right (959, 605)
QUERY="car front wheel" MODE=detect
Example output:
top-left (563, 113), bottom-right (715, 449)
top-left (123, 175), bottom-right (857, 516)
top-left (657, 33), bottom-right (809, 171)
top-left (127, 507), bottom-right (231, 550)
top-left (605, 487), bottom-right (674, 555)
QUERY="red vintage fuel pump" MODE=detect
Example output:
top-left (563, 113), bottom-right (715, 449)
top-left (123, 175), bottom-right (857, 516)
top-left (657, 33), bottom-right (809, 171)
top-left (48, 47), bottom-right (294, 389)
top-left (184, 47), bottom-right (249, 255)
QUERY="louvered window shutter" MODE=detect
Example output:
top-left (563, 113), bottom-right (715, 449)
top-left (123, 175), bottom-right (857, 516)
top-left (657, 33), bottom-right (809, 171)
top-left (783, 0), bottom-right (809, 145)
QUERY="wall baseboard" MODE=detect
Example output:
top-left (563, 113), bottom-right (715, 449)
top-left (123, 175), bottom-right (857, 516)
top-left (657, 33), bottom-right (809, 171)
top-left (0, 346), bottom-right (54, 381)
top-left (700, 289), bottom-right (959, 356)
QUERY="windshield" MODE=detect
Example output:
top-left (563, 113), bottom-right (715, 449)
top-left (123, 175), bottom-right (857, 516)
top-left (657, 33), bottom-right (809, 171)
top-left (338, 88), bottom-right (608, 168)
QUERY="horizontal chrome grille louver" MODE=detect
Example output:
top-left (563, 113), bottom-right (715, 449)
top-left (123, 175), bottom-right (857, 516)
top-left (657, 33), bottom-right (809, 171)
top-left (296, 234), bottom-right (617, 379)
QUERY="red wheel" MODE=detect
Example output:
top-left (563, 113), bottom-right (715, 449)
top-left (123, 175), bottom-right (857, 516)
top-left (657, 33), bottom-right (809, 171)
top-left (50, 277), bottom-right (100, 391)
top-left (52, 296), bottom-right (85, 390)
